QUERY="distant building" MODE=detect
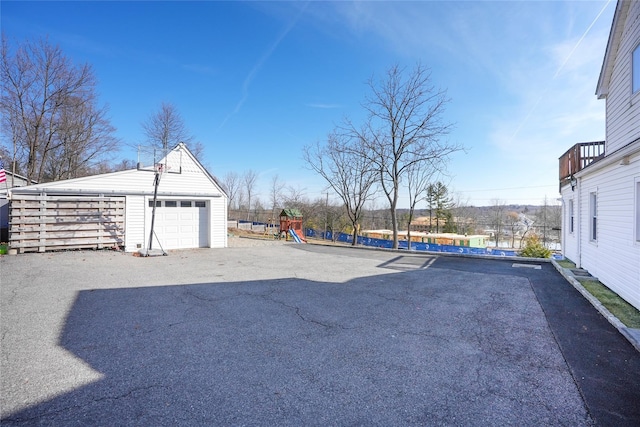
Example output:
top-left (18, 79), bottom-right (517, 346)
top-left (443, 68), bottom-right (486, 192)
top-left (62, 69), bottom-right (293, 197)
top-left (361, 229), bottom-right (488, 248)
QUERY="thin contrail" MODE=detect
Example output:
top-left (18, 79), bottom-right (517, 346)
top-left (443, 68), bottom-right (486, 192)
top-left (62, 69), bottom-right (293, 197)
top-left (218, 4), bottom-right (309, 131)
top-left (506, 0), bottom-right (612, 145)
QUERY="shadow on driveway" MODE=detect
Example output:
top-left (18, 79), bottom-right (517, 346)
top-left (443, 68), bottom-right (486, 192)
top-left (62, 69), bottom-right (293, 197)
top-left (2, 253), bottom-right (639, 426)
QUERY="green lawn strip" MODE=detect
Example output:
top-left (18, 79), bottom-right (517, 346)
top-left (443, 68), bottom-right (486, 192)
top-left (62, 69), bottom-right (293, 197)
top-left (555, 257), bottom-right (640, 329)
top-left (578, 279), bottom-right (640, 329)
top-left (556, 259), bottom-right (576, 269)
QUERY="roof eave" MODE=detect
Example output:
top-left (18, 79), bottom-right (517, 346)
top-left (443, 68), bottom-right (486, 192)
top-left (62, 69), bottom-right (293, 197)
top-left (595, 1), bottom-right (629, 99)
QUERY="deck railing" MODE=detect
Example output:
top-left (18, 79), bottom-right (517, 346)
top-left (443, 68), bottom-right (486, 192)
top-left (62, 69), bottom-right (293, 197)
top-left (559, 141), bottom-right (605, 187)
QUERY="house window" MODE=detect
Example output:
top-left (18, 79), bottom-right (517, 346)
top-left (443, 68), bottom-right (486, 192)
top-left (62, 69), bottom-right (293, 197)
top-left (634, 43), bottom-right (640, 94)
top-left (590, 192), bottom-right (597, 241)
top-left (569, 199), bottom-right (574, 233)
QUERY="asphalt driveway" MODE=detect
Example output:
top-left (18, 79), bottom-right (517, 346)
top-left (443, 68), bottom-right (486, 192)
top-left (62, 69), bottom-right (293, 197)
top-left (1, 243), bottom-right (639, 426)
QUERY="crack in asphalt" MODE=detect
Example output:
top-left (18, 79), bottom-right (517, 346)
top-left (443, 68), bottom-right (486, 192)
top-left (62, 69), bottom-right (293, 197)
top-left (259, 292), bottom-right (356, 330)
top-left (2, 384), bottom-right (169, 424)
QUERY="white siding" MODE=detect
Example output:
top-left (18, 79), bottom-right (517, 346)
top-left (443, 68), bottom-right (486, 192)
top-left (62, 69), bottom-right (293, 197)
top-left (125, 195), bottom-right (146, 251)
top-left (209, 196), bottom-right (228, 248)
top-left (605, 1), bottom-right (640, 153)
top-left (577, 151), bottom-right (640, 311)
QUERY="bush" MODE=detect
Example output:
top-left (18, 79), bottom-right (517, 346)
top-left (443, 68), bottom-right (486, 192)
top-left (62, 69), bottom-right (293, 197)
top-left (519, 234), bottom-right (552, 258)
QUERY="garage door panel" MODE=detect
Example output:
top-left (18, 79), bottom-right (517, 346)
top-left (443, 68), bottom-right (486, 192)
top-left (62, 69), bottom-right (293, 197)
top-left (147, 200), bottom-right (208, 250)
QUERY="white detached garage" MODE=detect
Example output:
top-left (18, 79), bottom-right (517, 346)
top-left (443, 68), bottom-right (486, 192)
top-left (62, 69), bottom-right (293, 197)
top-left (8, 143), bottom-right (228, 253)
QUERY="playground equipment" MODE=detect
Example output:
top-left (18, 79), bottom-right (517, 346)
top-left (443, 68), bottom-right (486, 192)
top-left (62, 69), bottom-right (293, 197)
top-left (289, 229), bottom-right (303, 243)
top-left (279, 208), bottom-right (306, 243)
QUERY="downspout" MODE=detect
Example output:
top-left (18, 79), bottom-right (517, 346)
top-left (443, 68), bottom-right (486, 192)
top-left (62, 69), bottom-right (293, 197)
top-left (576, 176), bottom-right (582, 268)
top-left (560, 197), bottom-right (566, 260)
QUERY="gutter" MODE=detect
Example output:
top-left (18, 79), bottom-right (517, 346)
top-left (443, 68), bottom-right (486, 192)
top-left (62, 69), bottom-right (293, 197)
top-left (8, 188), bottom-right (223, 198)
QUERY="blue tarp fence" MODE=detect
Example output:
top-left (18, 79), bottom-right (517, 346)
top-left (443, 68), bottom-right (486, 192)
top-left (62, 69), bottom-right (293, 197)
top-left (305, 229), bottom-right (562, 260)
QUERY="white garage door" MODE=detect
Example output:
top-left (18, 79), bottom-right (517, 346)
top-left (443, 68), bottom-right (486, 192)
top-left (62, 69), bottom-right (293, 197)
top-left (147, 200), bottom-right (208, 250)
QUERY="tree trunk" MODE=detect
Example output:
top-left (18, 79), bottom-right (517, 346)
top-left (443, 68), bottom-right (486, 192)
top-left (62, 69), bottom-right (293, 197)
top-left (390, 208), bottom-right (398, 249)
top-left (390, 189), bottom-right (399, 249)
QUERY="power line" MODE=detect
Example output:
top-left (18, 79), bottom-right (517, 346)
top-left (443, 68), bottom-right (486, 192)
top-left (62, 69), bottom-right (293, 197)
top-left (456, 184), bottom-right (557, 193)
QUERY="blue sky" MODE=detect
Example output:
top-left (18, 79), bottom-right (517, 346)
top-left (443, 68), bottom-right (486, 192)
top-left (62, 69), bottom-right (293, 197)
top-left (2, 0), bottom-right (616, 207)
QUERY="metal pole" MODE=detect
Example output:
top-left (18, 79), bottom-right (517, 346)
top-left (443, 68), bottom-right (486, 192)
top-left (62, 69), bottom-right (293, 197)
top-left (148, 167), bottom-right (161, 251)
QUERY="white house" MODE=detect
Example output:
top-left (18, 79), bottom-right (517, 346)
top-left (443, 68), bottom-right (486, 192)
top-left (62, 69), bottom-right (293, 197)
top-left (559, 0), bottom-right (640, 311)
top-left (7, 143), bottom-right (228, 253)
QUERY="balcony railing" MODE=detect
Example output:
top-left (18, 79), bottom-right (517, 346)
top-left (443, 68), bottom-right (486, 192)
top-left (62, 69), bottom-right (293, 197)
top-left (559, 141), bottom-right (605, 186)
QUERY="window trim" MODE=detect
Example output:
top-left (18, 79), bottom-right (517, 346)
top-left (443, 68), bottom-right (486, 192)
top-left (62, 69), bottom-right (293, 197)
top-left (633, 42), bottom-right (640, 94)
top-left (568, 198), bottom-right (574, 234)
top-left (589, 191), bottom-right (597, 242)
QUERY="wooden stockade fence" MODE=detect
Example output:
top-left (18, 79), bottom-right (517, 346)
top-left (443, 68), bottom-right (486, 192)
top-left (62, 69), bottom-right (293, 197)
top-left (9, 194), bottom-right (125, 253)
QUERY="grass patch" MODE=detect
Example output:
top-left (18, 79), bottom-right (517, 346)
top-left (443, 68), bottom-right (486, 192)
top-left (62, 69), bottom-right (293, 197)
top-left (555, 257), bottom-right (640, 328)
top-left (556, 259), bottom-right (576, 269)
top-left (578, 279), bottom-right (640, 329)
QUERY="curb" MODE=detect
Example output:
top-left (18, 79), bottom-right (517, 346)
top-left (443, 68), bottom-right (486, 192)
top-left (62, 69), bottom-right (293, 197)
top-left (551, 260), bottom-right (640, 353)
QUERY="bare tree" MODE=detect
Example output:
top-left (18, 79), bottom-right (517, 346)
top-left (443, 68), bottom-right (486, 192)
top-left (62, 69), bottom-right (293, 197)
top-left (405, 161), bottom-right (436, 249)
top-left (190, 141), bottom-right (206, 162)
top-left (534, 196), bottom-right (561, 248)
top-left (304, 131), bottom-right (377, 246)
top-left (346, 63), bottom-right (462, 249)
top-left (44, 95), bottom-right (119, 180)
top-left (489, 199), bottom-right (507, 247)
top-left (282, 184), bottom-right (308, 208)
top-left (451, 193), bottom-right (476, 235)
top-left (221, 171), bottom-right (241, 213)
top-left (242, 169), bottom-right (258, 221)
top-left (325, 201), bottom-right (351, 241)
top-left (1, 35), bottom-right (118, 183)
top-left (506, 211), bottom-right (520, 249)
top-left (112, 158), bottom-right (137, 172)
top-left (141, 101), bottom-right (193, 155)
top-left (269, 174), bottom-right (285, 224)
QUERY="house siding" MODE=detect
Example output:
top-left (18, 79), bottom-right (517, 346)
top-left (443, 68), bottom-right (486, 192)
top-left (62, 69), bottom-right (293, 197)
top-left (576, 151), bottom-right (640, 311)
top-left (605, 1), bottom-right (640, 153)
top-left (125, 195), bottom-right (146, 251)
top-left (210, 195), bottom-right (228, 248)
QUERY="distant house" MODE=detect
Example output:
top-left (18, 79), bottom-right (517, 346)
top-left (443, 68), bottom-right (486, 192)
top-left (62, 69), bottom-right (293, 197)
top-left (7, 143), bottom-right (228, 253)
top-left (361, 229), bottom-right (488, 248)
top-left (1, 171), bottom-right (38, 242)
top-left (559, 0), bottom-right (640, 310)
